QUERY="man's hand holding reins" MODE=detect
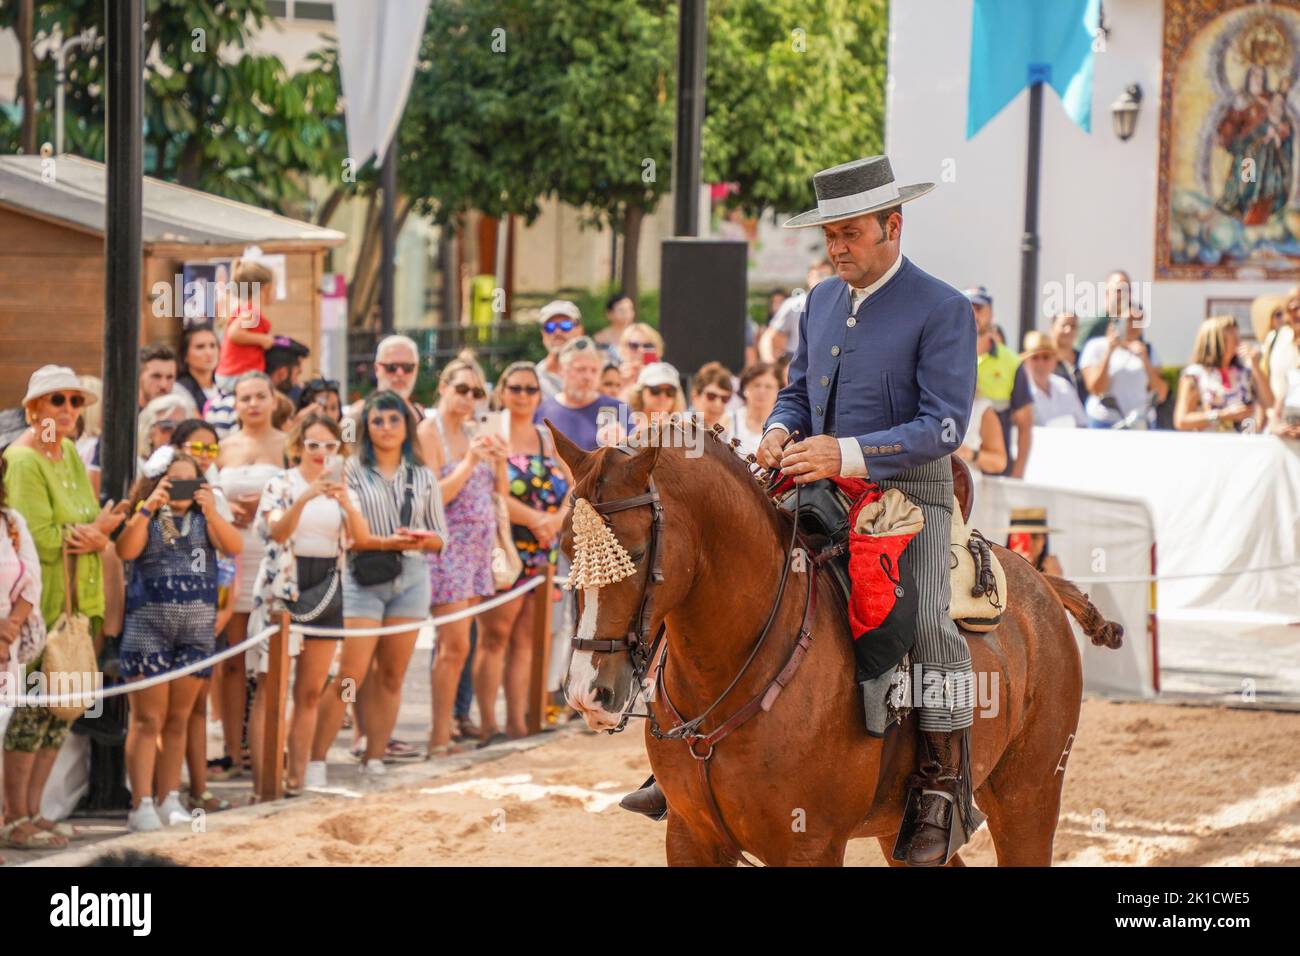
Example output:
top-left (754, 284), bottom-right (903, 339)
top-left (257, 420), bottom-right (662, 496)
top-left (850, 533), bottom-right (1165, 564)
top-left (779, 434), bottom-right (843, 484)
top-left (756, 429), bottom-right (787, 470)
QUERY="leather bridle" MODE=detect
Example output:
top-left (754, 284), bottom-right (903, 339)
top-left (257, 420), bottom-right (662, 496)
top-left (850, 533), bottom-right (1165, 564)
top-left (568, 443), bottom-right (819, 864)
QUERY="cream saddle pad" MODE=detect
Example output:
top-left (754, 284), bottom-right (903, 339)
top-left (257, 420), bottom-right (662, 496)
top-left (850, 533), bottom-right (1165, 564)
top-left (948, 495), bottom-right (1007, 632)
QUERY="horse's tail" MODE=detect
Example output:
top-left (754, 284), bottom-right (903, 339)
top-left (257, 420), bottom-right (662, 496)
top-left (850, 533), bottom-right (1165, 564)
top-left (1042, 574), bottom-right (1124, 649)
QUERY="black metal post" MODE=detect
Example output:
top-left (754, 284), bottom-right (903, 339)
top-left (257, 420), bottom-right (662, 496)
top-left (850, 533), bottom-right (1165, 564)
top-left (1017, 81), bottom-right (1044, 349)
top-left (101, 0), bottom-right (143, 505)
top-left (672, 0), bottom-right (707, 237)
top-left (380, 142), bottom-right (397, 333)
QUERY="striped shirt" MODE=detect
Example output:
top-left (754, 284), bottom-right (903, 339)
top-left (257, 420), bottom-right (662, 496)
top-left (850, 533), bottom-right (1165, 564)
top-left (345, 457), bottom-right (447, 540)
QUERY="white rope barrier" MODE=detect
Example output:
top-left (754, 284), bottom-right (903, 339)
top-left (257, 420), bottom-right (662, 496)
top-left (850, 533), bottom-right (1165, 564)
top-left (0, 624), bottom-right (279, 709)
top-left (0, 570), bottom-right (572, 708)
top-left (1065, 559), bottom-right (1300, 585)
top-left (292, 571), bottom-right (553, 638)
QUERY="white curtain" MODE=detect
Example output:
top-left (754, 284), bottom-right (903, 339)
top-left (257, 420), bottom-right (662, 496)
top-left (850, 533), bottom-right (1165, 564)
top-left (334, 0), bottom-right (433, 164)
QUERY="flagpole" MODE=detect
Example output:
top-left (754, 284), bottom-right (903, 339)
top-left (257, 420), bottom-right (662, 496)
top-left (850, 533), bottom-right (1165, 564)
top-left (1017, 80), bottom-right (1043, 350)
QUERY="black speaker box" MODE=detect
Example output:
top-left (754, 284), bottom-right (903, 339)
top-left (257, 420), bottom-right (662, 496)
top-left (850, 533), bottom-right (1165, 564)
top-left (658, 238), bottom-right (748, 378)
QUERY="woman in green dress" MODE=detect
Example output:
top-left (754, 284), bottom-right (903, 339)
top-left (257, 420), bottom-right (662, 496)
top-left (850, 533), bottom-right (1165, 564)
top-left (1, 366), bottom-right (123, 849)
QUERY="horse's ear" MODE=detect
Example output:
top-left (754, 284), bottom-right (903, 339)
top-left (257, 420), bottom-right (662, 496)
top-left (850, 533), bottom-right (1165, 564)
top-left (544, 419), bottom-right (589, 475)
top-left (626, 441), bottom-right (661, 484)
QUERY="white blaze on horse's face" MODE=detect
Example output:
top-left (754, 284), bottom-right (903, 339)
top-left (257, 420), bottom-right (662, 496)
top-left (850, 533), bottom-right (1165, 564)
top-left (565, 587), bottom-right (632, 731)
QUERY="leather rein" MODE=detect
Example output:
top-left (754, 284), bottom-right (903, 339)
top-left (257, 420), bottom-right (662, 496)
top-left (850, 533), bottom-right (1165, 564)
top-left (569, 445), bottom-right (818, 864)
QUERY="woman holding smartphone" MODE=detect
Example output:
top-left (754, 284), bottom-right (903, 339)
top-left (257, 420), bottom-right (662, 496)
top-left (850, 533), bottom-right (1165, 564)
top-left (252, 414), bottom-right (369, 793)
top-left (311, 392), bottom-right (445, 779)
top-left (417, 359), bottom-right (507, 757)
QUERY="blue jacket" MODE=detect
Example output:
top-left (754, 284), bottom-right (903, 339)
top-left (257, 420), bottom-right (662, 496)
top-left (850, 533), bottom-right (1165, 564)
top-left (767, 256), bottom-right (976, 481)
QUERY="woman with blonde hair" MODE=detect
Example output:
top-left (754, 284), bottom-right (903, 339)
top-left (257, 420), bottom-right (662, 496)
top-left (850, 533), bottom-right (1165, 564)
top-left (628, 362), bottom-right (686, 432)
top-left (1174, 315), bottom-right (1261, 432)
top-left (417, 358), bottom-right (507, 756)
top-left (616, 323), bottom-right (665, 402)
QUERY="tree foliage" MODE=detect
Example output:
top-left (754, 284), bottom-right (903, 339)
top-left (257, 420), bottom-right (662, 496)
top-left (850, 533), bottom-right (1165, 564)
top-left (0, 0), bottom-right (348, 215)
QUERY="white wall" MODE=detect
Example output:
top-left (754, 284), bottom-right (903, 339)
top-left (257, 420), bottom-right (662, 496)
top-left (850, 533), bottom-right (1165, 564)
top-left (886, 0), bottom-right (1299, 362)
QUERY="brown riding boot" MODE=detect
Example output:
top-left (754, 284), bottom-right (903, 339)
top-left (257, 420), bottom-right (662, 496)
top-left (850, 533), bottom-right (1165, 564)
top-left (619, 775), bottom-right (669, 820)
top-left (893, 728), bottom-right (985, 866)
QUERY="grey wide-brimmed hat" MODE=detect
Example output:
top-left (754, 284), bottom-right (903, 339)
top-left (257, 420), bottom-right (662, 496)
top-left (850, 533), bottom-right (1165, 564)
top-left (782, 155), bottom-right (935, 229)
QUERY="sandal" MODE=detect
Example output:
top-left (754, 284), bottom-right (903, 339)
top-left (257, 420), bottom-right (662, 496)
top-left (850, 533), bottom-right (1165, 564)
top-left (452, 716), bottom-right (480, 742)
top-left (349, 740), bottom-right (367, 763)
top-left (424, 742), bottom-right (467, 760)
top-left (385, 738), bottom-right (422, 762)
top-left (187, 790), bottom-right (234, 813)
top-left (33, 816), bottom-right (81, 840)
top-left (1, 816), bottom-right (67, 849)
top-left (207, 755), bottom-right (242, 781)
top-left (476, 731), bottom-right (509, 750)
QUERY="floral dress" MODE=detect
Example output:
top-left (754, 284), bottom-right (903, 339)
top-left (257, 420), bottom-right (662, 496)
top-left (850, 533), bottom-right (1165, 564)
top-left (507, 426), bottom-right (569, 583)
top-left (427, 411), bottom-right (497, 604)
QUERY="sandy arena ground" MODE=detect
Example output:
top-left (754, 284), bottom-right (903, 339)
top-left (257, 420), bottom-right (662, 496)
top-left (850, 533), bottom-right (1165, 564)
top-left (39, 699), bottom-right (1300, 867)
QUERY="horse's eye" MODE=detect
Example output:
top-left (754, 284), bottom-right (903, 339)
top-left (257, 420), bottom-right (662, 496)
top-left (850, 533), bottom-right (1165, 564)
top-left (627, 547), bottom-right (646, 563)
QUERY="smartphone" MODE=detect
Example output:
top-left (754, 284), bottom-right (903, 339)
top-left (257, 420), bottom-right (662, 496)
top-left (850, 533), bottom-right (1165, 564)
top-left (643, 348), bottom-right (660, 365)
top-left (323, 455), bottom-right (344, 484)
top-left (168, 479), bottom-right (203, 501)
top-left (397, 528), bottom-right (440, 539)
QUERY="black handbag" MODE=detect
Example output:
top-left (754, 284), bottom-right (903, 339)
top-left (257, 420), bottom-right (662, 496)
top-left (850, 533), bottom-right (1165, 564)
top-left (287, 565), bottom-right (342, 623)
top-left (348, 466), bottom-right (414, 586)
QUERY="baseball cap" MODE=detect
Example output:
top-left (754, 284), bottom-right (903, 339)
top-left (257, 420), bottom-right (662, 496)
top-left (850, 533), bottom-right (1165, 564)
top-left (636, 362), bottom-right (681, 390)
top-left (539, 300), bottom-right (582, 324)
top-left (964, 286), bottom-right (993, 307)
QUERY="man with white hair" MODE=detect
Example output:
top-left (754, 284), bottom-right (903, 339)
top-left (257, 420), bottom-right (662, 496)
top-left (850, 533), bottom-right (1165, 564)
top-left (534, 300), bottom-right (584, 398)
top-left (345, 334), bottom-right (425, 420)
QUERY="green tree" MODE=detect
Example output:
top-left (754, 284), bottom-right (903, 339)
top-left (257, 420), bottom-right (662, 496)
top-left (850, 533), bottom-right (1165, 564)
top-left (705, 0), bottom-right (888, 216)
top-left (0, 0), bottom-right (348, 216)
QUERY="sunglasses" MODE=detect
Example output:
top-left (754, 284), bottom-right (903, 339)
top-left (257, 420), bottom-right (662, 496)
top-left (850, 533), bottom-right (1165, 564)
top-left (452, 383), bottom-right (488, 400)
top-left (504, 384), bottom-right (541, 395)
top-left (699, 389), bottom-right (732, 403)
top-left (183, 441), bottom-right (221, 456)
top-left (155, 419), bottom-right (180, 433)
top-left (368, 412), bottom-right (406, 430)
top-left (625, 341), bottom-right (655, 351)
top-left (379, 362), bottom-right (417, 375)
top-left (304, 439), bottom-right (341, 454)
top-left (645, 385), bottom-right (678, 398)
top-left (543, 318), bottom-right (577, 335)
top-left (47, 392), bottom-right (86, 409)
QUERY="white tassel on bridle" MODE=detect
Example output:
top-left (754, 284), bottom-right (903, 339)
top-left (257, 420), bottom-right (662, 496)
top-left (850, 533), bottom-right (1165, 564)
top-left (565, 497), bottom-right (636, 591)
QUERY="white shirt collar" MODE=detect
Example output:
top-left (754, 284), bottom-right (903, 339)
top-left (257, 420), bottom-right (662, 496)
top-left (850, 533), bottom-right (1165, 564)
top-left (848, 253), bottom-right (903, 311)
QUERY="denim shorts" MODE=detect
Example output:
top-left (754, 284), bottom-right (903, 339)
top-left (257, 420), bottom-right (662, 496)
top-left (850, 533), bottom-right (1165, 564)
top-left (342, 552), bottom-right (431, 621)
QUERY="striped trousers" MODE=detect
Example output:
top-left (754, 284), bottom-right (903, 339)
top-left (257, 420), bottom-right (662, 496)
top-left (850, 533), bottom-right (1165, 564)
top-left (875, 456), bottom-right (974, 733)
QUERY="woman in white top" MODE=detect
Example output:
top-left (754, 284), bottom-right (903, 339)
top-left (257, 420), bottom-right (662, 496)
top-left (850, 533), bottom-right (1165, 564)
top-left (956, 394), bottom-right (1008, 476)
top-left (732, 362), bottom-right (781, 456)
top-left (1175, 316), bottom-right (1261, 433)
top-left (212, 372), bottom-right (286, 780)
top-left (253, 414), bottom-right (369, 795)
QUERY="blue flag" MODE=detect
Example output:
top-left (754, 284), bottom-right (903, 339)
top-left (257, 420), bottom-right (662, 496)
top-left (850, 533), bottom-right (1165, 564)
top-left (967, 0), bottom-right (1100, 139)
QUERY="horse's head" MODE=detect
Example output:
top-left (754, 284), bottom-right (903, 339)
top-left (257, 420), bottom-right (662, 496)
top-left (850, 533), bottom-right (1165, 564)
top-left (548, 421), bottom-right (702, 732)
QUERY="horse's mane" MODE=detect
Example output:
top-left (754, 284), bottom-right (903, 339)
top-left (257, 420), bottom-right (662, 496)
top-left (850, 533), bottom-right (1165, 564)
top-left (583, 417), bottom-right (791, 538)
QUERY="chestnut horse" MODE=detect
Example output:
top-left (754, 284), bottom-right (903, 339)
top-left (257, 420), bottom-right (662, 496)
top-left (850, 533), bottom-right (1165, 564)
top-left (550, 423), bottom-right (1122, 867)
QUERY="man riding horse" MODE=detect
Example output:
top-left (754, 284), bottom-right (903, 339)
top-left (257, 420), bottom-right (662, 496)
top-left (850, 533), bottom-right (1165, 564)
top-left (622, 155), bottom-right (982, 866)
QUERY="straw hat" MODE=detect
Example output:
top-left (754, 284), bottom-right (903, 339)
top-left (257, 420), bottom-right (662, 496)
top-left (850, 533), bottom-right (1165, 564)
top-left (1020, 330), bottom-right (1055, 359)
top-left (22, 365), bottom-right (99, 407)
top-left (993, 507), bottom-right (1063, 535)
top-left (1250, 294), bottom-right (1288, 344)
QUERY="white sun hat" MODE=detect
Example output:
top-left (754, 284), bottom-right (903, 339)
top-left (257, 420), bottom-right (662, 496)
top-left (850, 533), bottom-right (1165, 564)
top-left (22, 365), bottom-right (99, 407)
